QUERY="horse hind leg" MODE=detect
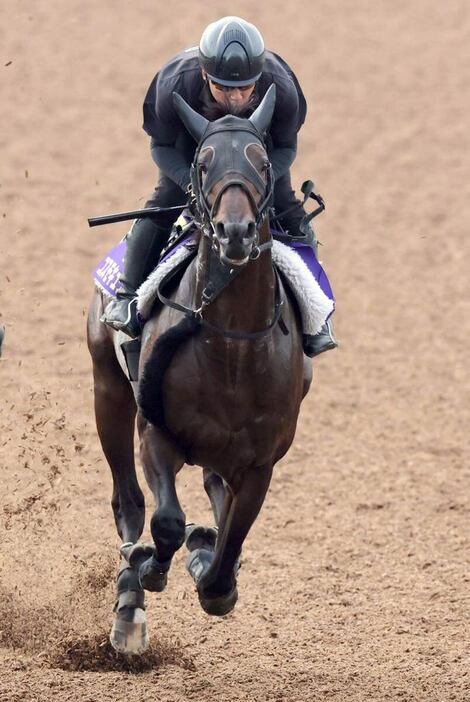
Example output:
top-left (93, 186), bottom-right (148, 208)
top-left (88, 294), bottom-right (145, 543)
top-left (94, 372), bottom-right (147, 653)
top-left (87, 296), bottom-right (147, 653)
top-left (93, 369), bottom-right (147, 653)
top-left (111, 548), bottom-right (150, 655)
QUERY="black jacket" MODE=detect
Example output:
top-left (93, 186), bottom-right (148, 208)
top-left (142, 47), bottom-right (307, 190)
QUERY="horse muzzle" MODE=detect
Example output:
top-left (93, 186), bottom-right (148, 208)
top-left (215, 220), bottom-right (257, 267)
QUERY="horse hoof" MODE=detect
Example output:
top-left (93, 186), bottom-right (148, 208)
top-left (123, 542), bottom-right (155, 567)
top-left (185, 524), bottom-right (218, 552)
top-left (110, 609), bottom-right (149, 655)
top-left (139, 556), bottom-right (169, 592)
top-left (198, 586), bottom-right (239, 616)
top-left (186, 547), bottom-right (214, 584)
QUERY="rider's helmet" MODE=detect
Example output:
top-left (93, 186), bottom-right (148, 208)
top-left (199, 17), bottom-right (265, 87)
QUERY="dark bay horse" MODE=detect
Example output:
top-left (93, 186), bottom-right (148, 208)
top-left (87, 85), bottom-right (312, 655)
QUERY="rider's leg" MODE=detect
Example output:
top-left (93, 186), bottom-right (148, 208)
top-left (273, 172), bottom-right (338, 357)
top-left (102, 176), bottom-right (186, 337)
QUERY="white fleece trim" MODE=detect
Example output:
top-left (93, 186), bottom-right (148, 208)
top-left (137, 245), bottom-right (195, 319)
top-left (136, 241), bottom-right (334, 334)
top-left (272, 240), bottom-right (334, 335)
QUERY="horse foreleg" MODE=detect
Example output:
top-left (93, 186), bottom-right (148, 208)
top-left (196, 463), bottom-right (273, 616)
top-left (203, 468), bottom-right (227, 525)
top-left (185, 469), bottom-right (226, 547)
top-left (137, 417), bottom-right (186, 591)
top-left (185, 472), bottom-right (231, 588)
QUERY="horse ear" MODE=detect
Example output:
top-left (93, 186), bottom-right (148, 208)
top-left (172, 92), bottom-right (209, 143)
top-left (249, 84), bottom-right (277, 136)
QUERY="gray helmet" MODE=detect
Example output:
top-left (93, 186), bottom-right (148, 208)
top-left (199, 16), bottom-right (265, 87)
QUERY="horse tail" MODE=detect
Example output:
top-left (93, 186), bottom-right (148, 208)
top-left (138, 314), bottom-right (200, 429)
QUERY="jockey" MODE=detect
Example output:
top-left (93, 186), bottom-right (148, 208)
top-left (103, 16), bottom-right (337, 356)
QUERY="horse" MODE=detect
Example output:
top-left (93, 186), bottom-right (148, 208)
top-left (87, 85), bottom-right (313, 655)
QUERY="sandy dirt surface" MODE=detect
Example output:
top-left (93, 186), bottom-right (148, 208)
top-left (1, 1), bottom-right (469, 700)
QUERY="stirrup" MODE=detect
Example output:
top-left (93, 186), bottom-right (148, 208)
top-left (303, 320), bottom-right (338, 358)
top-left (101, 297), bottom-right (141, 338)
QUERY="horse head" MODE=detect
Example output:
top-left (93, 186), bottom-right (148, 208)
top-left (173, 84), bottom-right (276, 267)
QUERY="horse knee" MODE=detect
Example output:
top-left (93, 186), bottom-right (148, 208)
top-left (151, 506), bottom-right (186, 553)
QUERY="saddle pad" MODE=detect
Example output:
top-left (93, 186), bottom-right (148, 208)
top-left (93, 234), bottom-right (335, 336)
top-left (93, 239), bottom-right (126, 297)
top-left (137, 240), bottom-right (197, 319)
top-left (93, 234), bottom-right (195, 298)
top-left (136, 239), bottom-right (334, 336)
top-left (272, 240), bottom-right (334, 335)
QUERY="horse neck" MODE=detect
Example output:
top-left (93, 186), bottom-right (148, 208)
top-left (196, 219), bottom-right (275, 333)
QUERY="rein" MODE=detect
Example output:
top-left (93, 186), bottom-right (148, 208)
top-left (156, 239), bottom-right (283, 341)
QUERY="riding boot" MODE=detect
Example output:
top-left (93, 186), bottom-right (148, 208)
top-left (101, 218), bottom-right (172, 337)
top-left (292, 221), bottom-right (338, 358)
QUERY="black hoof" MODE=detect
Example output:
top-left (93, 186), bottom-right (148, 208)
top-left (123, 542), bottom-right (154, 568)
top-left (139, 555), bottom-right (169, 592)
top-left (185, 524), bottom-right (218, 552)
top-left (198, 586), bottom-right (239, 616)
top-left (186, 547), bottom-right (214, 584)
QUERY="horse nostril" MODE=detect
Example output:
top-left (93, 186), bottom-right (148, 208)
top-left (247, 222), bottom-right (256, 240)
top-left (216, 221), bottom-right (256, 247)
top-left (215, 222), bottom-right (226, 241)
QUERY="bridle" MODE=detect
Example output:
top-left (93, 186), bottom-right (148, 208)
top-left (189, 121), bottom-right (275, 238)
top-left (156, 120), bottom-right (284, 340)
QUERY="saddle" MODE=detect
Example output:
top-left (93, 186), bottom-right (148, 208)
top-left (94, 215), bottom-right (335, 382)
top-left (135, 223), bottom-right (334, 337)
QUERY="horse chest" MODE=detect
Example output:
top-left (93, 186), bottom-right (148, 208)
top-left (163, 339), bottom-right (299, 471)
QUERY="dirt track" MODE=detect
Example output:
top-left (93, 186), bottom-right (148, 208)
top-left (1, 1), bottom-right (469, 700)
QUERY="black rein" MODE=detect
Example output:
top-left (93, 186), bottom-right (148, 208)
top-left (156, 244), bottom-right (284, 342)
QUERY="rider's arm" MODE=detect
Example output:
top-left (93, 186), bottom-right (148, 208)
top-left (269, 141), bottom-right (297, 180)
top-left (268, 75), bottom-right (301, 180)
top-left (144, 71), bottom-right (194, 191)
top-left (150, 138), bottom-right (191, 191)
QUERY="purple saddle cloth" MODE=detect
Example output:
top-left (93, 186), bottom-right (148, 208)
top-left (93, 232), bottom-right (335, 308)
